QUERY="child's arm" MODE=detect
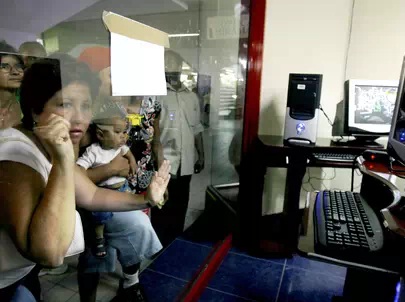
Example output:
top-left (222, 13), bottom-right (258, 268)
top-left (76, 144), bottom-right (97, 171)
top-left (121, 146), bottom-right (137, 176)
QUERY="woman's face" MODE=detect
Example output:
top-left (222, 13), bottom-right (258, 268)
top-left (41, 82), bottom-right (93, 145)
top-left (0, 55), bottom-right (24, 90)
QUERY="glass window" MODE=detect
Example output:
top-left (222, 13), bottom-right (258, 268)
top-left (0, 0), bottom-right (249, 300)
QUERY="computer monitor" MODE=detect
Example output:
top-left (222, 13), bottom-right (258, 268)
top-left (388, 57), bottom-right (405, 164)
top-left (345, 79), bottom-right (398, 145)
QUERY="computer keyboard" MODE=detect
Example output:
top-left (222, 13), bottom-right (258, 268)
top-left (314, 190), bottom-right (384, 255)
top-left (312, 152), bottom-right (357, 163)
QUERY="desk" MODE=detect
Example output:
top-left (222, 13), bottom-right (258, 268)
top-left (238, 135), bottom-right (382, 256)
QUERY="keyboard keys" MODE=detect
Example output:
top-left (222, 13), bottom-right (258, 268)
top-left (313, 153), bottom-right (357, 163)
top-left (345, 242), bottom-right (360, 248)
top-left (366, 227), bottom-right (374, 236)
top-left (328, 240), bottom-right (344, 247)
top-left (317, 190), bottom-right (381, 253)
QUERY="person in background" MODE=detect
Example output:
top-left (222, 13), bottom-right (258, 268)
top-left (77, 47), bottom-right (166, 302)
top-left (77, 46), bottom-right (113, 102)
top-left (0, 41), bottom-right (23, 129)
top-left (18, 41), bottom-right (47, 68)
top-left (152, 50), bottom-right (205, 246)
top-left (121, 96), bottom-right (165, 196)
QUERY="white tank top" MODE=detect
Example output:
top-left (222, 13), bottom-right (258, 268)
top-left (0, 128), bottom-right (51, 288)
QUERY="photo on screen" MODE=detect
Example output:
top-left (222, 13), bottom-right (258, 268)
top-left (354, 85), bottom-right (397, 124)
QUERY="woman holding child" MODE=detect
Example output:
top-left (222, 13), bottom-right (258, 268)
top-left (0, 55), bottom-right (170, 301)
top-left (76, 47), bottom-right (167, 301)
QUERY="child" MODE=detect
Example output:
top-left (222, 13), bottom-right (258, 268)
top-left (77, 115), bottom-right (137, 258)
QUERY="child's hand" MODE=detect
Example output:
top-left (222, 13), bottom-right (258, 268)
top-left (129, 161), bottom-right (137, 177)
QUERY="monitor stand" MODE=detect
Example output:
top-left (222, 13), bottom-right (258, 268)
top-left (332, 136), bottom-right (384, 148)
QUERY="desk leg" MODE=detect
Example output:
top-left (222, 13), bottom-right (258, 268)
top-left (342, 268), bottom-right (399, 301)
top-left (283, 153), bottom-right (308, 250)
top-left (238, 150), bottom-right (267, 253)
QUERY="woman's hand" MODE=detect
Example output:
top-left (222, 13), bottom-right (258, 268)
top-left (145, 160), bottom-right (171, 207)
top-left (34, 114), bottom-right (74, 163)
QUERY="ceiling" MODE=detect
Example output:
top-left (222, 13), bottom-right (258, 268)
top-left (66, 0), bottom-right (196, 23)
top-left (0, 0), bottom-right (195, 35)
top-left (0, 0), bottom-right (100, 33)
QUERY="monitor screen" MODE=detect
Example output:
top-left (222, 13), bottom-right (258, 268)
top-left (347, 80), bottom-right (398, 134)
top-left (388, 57), bottom-right (405, 164)
top-left (354, 85), bottom-right (397, 124)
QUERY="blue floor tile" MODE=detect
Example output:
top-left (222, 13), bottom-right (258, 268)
top-left (286, 255), bottom-right (347, 279)
top-left (208, 253), bottom-right (284, 301)
top-left (227, 248), bottom-right (286, 265)
top-left (200, 288), bottom-right (256, 301)
top-left (177, 237), bottom-right (216, 249)
top-left (149, 239), bottom-right (212, 281)
top-left (277, 267), bottom-right (345, 302)
top-left (140, 269), bottom-right (186, 302)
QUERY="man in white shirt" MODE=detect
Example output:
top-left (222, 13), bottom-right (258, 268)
top-left (152, 50), bottom-right (205, 246)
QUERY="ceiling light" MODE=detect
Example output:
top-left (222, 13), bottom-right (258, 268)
top-left (168, 33), bottom-right (200, 38)
top-left (171, 0), bottom-right (188, 10)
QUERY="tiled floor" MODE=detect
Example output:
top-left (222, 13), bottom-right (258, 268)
top-left (142, 238), bottom-right (347, 302)
top-left (40, 238), bottom-right (346, 302)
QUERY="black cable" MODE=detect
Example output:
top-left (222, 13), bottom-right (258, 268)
top-left (302, 168), bottom-right (317, 192)
top-left (307, 171), bottom-right (318, 191)
top-left (301, 167), bottom-right (311, 192)
top-left (305, 168), bottom-right (336, 191)
top-left (319, 104), bottom-right (334, 127)
top-left (388, 157), bottom-right (405, 179)
top-left (309, 168), bottom-right (336, 181)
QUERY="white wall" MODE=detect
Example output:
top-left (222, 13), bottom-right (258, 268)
top-left (258, 0), bottom-right (405, 215)
top-left (346, 0), bottom-right (405, 81)
top-left (259, 0), bottom-right (353, 138)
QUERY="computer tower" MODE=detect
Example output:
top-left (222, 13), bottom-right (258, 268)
top-left (283, 73), bottom-right (323, 145)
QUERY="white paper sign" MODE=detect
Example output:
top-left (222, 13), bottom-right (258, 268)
top-left (110, 32), bottom-right (167, 96)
